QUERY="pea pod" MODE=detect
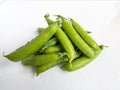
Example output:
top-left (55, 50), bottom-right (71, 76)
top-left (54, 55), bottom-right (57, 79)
top-left (36, 55), bottom-right (68, 76)
top-left (4, 22), bottom-right (58, 61)
top-left (63, 47), bottom-right (102, 71)
top-left (22, 53), bottom-right (67, 66)
top-left (43, 45), bottom-right (64, 54)
top-left (44, 14), bottom-right (78, 63)
top-left (59, 17), bottom-right (95, 58)
top-left (70, 18), bottom-right (99, 50)
top-left (56, 27), bottom-right (78, 63)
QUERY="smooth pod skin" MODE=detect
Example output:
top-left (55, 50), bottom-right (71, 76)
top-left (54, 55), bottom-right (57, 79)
top-left (36, 56), bottom-right (68, 76)
top-left (63, 47), bottom-right (102, 71)
top-left (22, 53), bottom-right (66, 66)
top-left (39, 37), bottom-right (58, 53)
top-left (44, 14), bottom-right (77, 63)
top-left (4, 22), bottom-right (58, 61)
top-left (70, 18), bottom-right (99, 50)
top-left (43, 45), bottom-right (64, 54)
top-left (61, 18), bottom-right (95, 58)
top-left (55, 26), bottom-right (77, 63)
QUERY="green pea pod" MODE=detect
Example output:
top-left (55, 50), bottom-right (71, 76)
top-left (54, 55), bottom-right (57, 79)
top-left (4, 22), bottom-right (58, 61)
top-left (21, 53), bottom-right (67, 66)
top-left (44, 14), bottom-right (78, 63)
top-left (37, 27), bottom-right (58, 54)
top-left (43, 45), bottom-right (64, 54)
top-left (36, 55), bottom-right (68, 76)
top-left (63, 47), bottom-right (102, 71)
top-left (70, 18), bottom-right (99, 50)
top-left (60, 17), bottom-right (95, 58)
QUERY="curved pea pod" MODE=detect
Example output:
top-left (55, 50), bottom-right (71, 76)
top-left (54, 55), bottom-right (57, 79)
top-left (44, 14), bottom-right (78, 63)
top-left (21, 53), bottom-right (67, 66)
top-left (43, 45), bottom-right (64, 54)
top-left (63, 47), bottom-right (102, 71)
top-left (70, 18), bottom-right (99, 50)
top-left (61, 18), bottom-right (95, 58)
top-left (36, 55), bottom-right (68, 76)
top-left (55, 26), bottom-right (78, 63)
top-left (4, 22), bottom-right (58, 62)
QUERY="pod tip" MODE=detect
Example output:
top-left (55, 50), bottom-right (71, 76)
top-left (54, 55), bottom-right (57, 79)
top-left (100, 45), bottom-right (108, 49)
top-left (3, 51), bottom-right (6, 57)
top-left (44, 13), bottom-right (49, 18)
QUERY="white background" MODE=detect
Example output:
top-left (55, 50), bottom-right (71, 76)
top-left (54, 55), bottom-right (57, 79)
top-left (0, 1), bottom-right (120, 90)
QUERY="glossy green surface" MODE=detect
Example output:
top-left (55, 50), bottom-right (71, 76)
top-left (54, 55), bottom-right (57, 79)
top-left (5, 22), bottom-right (58, 61)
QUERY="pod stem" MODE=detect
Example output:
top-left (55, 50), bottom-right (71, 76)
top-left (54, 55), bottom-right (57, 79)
top-left (54, 15), bottom-right (69, 22)
top-left (58, 52), bottom-right (67, 59)
top-left (44, 13), bottom-right (50, 19)
top-left (44, 13), bottom-right (54, 25)
top-left (54, 15), bottom-right (64, 19)
top-left (86, 31), bottom-right (92, 34)
top-left (3, 51), bottom-right (6, 57)
top-left (99, 45), bottom-right (108, 50)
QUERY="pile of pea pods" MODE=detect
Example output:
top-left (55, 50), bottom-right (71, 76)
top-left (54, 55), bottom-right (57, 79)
top-left (4, 14), bottom-right (104, 76)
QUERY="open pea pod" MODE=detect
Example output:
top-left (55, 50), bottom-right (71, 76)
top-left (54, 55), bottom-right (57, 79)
top-left (4, 22), bottom-right (58, 62)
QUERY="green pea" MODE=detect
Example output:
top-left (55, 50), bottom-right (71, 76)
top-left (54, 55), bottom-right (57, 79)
top-left (4, 22), bottom-right (58, 61)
